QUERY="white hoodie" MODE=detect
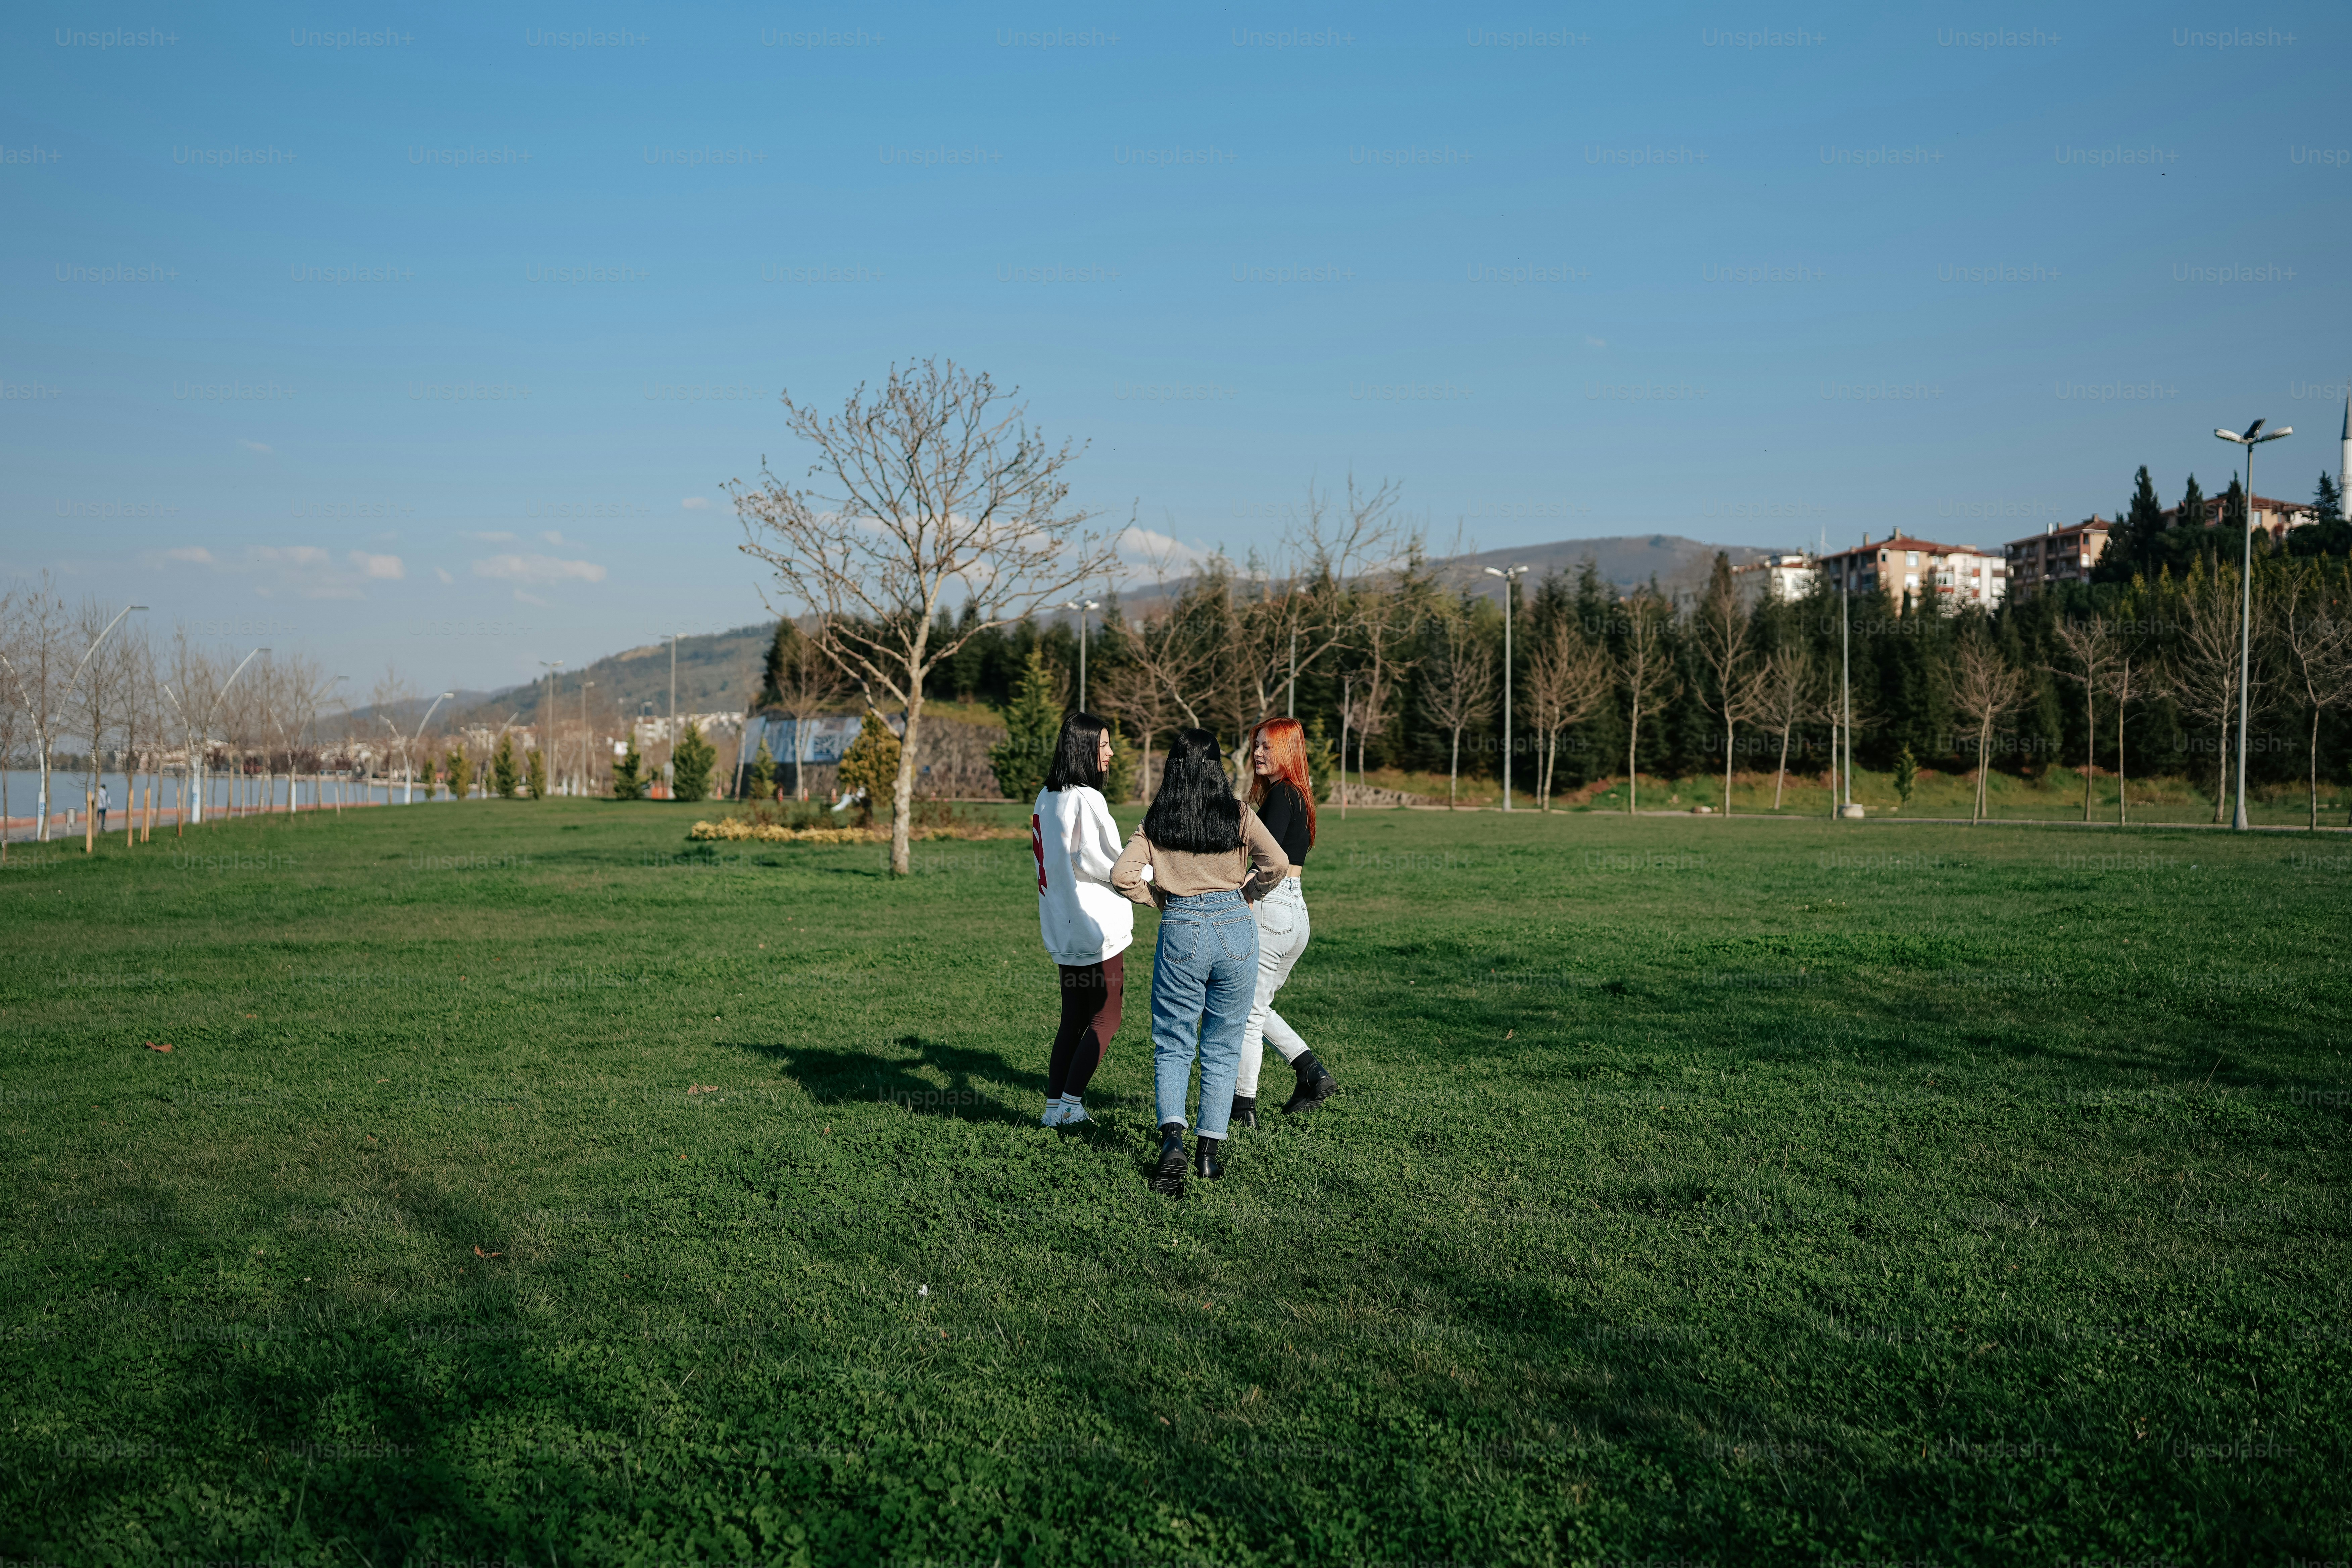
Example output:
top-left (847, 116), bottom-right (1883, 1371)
top-left (1032, 785), bottom-right (1135, 967)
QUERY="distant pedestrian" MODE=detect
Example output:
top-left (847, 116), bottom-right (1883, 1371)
top-left (1030, 712), bottom-right (1132, 1127)
top-left (1112, 728), bottom-right (1288, 1197)
top-left (96, 782), bottom-right (109, 833)
top-left (1231, 718), bottom-right (1338, 1125)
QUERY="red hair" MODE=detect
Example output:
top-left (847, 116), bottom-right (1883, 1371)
top-left (1247, 717), bottom-right (1316, 847)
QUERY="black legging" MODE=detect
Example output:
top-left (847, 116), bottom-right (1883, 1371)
top-left (1046, 954), bottom-right (1124, 1099)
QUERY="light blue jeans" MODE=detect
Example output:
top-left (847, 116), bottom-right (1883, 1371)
top-left (1149, 888), bottom-right (1260, 1138)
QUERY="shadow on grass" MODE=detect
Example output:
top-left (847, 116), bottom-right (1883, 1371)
top-left (724, 1033), bottom-right (1031, 1123)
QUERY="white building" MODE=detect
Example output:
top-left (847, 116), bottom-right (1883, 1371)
top-left (1733, 551), bottom-right (1817, 603)
top-left (1819, 530), bottom-right (2005, 611)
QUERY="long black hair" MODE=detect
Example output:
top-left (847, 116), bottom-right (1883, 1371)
top-left (1043, 710), bottom-right (1111, 793)
top-left (1142, 728), bottom-right (1242, 853)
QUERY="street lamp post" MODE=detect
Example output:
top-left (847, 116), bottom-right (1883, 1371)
top-left (1482, 566), bottom-right (1527, 810)
top-left (538, 660), bottom-right (562, 795)
top-left (161, 643), bottom-right (264, 829)
top-left (2215, 419), bottom-right (2291, 832)
top-left (665, 632), bottom-right (681, 797)
top-left (385, 691), bottom-right (457, 804)
top-left (1063, 600), bottom-right (1101, 709)
top-left (580, 680), bottom-right (595, 796)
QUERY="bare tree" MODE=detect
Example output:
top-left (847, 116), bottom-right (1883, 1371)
top-left (1223, 474), bottom-right (1406, 763)
top-left (1419, 601), bottom-right (1496, 809)
top-left (1615, 589), bottom-right (1681, 815)
top-left (1521, 622), bottom-right (1612, 811)
top-left (2099, 652), bottom-right (2143, 826)
top-left (1341, 554), bottom-right (1430, 800)
top-left (1102, 537), bottom-right (1221, 798)
top-left (2053, 615), bottom-right (2121, 823)
top-left (768, 619), bottom-right (850, 802)
top-left (1693, 554), bottom-right (1767, 814)
top-left (116, 631), bottom-right (159, 844)
top-left (1951, 632), bottom-right (2028, 824)
top-left (731, 359), bottom-right (1119, 874)
top-left (2165, 556), bottom-right (2261, 825)
top-left (2277, 560), bottom-right (2352, 831)
top-left (1753, 644), bottom-right (1823, 810)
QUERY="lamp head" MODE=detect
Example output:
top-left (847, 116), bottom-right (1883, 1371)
top-left (2215, 429), bottom-right (2243, 444)
top-left (2258, 425), bottom-right (2292, 443)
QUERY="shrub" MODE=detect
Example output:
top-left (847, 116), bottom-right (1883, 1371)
top-left (491, 735), bottom-right (520, 799)
top-left (611, 737), bottom-right (645, 800)
top-left (525, 748), bottom-right (549, 800)
top-left (836, 712), bottom-right (901, 827)
top-left (988, 651), bottom-right (1062, 802)
top-left (672, 723), bottom-right (715, 803)
top-left (445, 748), bottom-right (472, 801)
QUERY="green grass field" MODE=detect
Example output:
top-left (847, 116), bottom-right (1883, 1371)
top-left (3, 801), bottom-right (2348, 1566)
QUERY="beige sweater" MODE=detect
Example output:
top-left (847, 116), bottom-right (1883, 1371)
top-left (1110, 808), bottom-right (1289, 908)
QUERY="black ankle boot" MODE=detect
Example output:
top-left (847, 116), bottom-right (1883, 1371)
top-left (1193, 1134), bottom-right (1225, 1181)
top-left (1282, 1052), bottom-right (1339, 1115)
top-left (1148, 1122), bottom-right (1187, 1197)
top-left (1230, 1095), bottom-right (1257, 1129)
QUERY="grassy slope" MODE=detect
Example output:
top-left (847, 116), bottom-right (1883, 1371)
top-left (1, 803), bottom-right (2347, 1565)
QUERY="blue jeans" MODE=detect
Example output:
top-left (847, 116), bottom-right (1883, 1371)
top-left (1148, 889), bottom-right (1260, 1138)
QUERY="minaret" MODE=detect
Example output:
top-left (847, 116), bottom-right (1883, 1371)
top-left (2340, 387), bottom-right (2350, 509)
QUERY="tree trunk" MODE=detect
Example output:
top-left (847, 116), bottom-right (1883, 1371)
top-left (2082, 684), bottom-right (2094, 823)
top-left (1722, 717), bottom-right (1734, 816)
top-left (1447, 729), bottom-right (1459, 809)
top-left (2211, 710), bottom-right (2230, 824)
top-left (1774, 721), bottom-right (1792, 809)
top-left (1973, 717), bottom-right (1995, 823)
top-left (889, 697), bottom-right (922, 875)
top-left (1626, 707), bottom-right (1640, 816)
top-left (2311, 704), bottom-right (2322, 832)
top-left (2116, 672), bottom-right (2128, 825)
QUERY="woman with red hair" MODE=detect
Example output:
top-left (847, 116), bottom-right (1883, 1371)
top-left (1231, 717), bottom-right (1340, 1124)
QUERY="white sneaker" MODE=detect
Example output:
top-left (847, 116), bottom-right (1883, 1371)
top-left (1040, 1100), bottom-right (1067, 1127)
top-left (1058, 1102), bottom-right (1091, 1126)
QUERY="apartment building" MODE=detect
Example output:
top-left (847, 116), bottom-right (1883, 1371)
top-left (2003, 516), bottom-right (2112, 601)
top-left (1817, 530), bottom-right (2005, 611)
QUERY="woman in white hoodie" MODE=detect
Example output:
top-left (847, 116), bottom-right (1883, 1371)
top-left (1030, 711), bottom-right (1134, 1127)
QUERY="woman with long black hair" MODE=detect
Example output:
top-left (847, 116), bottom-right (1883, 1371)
top-left (1030, 711), bottom-right (1131, 1127)
top-left (1112, 728), bottom-right (1288, 1196)
top-left (1229, 717), bottom-right (1339, 1125)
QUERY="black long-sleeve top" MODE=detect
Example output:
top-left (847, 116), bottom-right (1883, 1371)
top-left (1255, 780), bottom-right (1312, 868)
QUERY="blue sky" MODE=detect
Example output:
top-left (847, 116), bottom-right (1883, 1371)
top-left (4, 1), bottom-right (2345, 693)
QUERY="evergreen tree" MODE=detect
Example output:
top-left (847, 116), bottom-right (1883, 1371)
top-left (445, 747), bottom-right (472, 802)
top-left (1103, 725), bottom-right (1141, 805)
top-left (1303, 714), bottom-right (1338, 804)
top-left (525, 748), bottom-right (548, 800)
top-left (1894, 743), bottom-right (1917, 813)
top-left (988, 649), bottom-right (1063, 802)
top-left (672, 722), bottom-right (715, 803)
top-left (491, 734), bottom-right (520, 798)
top-left (2096, 466), bottom-right (2169, 583)
top-left (759, 620), bottom-right (797, 708)
top-left (2290, 471), bottom-right (2352, 557)
top-left (836, 712), bottom-right (901, 825)
top-left (610, 735), bottom-right (645, 800)
top-left (747, 739), bottom-right (777, 800)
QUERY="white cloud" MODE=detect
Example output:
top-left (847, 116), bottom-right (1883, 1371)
top-left (351, 550), bottom-right (405, 580)
top-left (471, 552), bottom-right (607, 586)
top-left (1117, 525), bottom-right (1219, 572)
top-left (240, 439), bottom-right (274, 454)
top-left (1584, 336), bottom-right (1607, 349)
top-left (538, 529), bottom-right (576, 546)
top-left (249, 544), bottom-right (360, 598)
top-left (157, 546), bottom-right (216, 566)
top-left (433, 566), bottom-right (454, 584)
top-left (512, 589), bottom-right (550, 607)
top-left (680, 497), bottom-right (710, 510)
top-left (467, 530), bottom-right (517, 543)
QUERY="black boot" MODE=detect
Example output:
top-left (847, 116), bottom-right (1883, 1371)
top-left (1193, 1134), bottom-right (1225, 1181)
top-left (1281, 1052), bottom-right (1339, 1115)
top-left (1148, 1122), bottom-right (1187, 1198)
top-left (1230, 1095), bottom-right (1257, 1130)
